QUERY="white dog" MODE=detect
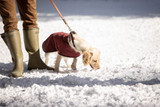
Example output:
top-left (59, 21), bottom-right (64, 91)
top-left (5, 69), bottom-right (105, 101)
top-left (42, 31), bottom-right (100, 72)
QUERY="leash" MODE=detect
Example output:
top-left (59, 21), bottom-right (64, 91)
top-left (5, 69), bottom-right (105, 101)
top-left (50, 0), bottom-right (72, 32)
top-left (50, 0), bottom-right (77, 49)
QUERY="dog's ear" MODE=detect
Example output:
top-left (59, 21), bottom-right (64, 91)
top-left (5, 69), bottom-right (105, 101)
top-left (82, 51), bottom-right (93, 66)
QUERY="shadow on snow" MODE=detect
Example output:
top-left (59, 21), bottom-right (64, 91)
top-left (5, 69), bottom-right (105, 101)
top-left (0, 75), bottom-right (159, 88)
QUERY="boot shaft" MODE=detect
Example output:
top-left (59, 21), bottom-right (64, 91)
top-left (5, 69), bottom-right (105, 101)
top-left (23, 27), bottom-right (39, 54)
top-left (1, 30), bottom-right (23, 59)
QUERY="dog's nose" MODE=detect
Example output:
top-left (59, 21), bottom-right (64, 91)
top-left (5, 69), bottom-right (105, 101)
top-left (97, 65), bottom-right (100, 69)
top-left (95, 64), bottom-right (100, 69)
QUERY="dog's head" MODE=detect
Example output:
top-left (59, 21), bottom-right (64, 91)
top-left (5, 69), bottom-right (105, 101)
top-left (82, 48), bottom-right (100, 69)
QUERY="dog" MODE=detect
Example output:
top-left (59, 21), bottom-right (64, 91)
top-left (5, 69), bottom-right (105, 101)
top-left (42, 31), bottom-right (100, 72)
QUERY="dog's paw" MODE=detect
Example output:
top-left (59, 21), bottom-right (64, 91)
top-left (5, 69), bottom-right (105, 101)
top-left (55, 68), bottom-right (60, 73)
top-left (71, 65), bottom-right (77, 70)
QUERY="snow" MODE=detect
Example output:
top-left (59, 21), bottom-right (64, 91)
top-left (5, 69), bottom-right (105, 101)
top-left (0, 0), bottom-right (160, 106)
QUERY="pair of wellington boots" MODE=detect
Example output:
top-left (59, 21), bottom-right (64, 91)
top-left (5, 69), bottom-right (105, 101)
top-left (1, 28), bottom-right (54, 77)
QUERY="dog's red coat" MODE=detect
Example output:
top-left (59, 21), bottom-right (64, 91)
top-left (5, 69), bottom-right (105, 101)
top-left (42, 32), bottom-right (80, 58)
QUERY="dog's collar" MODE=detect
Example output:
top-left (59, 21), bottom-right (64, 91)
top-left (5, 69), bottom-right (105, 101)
top-left (70, 32), bottom-right (76, 48)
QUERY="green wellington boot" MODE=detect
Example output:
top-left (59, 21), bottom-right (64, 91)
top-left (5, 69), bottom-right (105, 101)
top-left (1, 30), bottom-right (23, 77)
top-left (23, 28), bottom-right (54, 70)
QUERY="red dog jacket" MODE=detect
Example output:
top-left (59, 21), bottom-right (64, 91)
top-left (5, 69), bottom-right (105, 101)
top-left (42, 32), bottom-right (81, 58)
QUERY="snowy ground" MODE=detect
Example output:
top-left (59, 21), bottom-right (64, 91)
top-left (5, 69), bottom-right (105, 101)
top-left (0, 0), bottom-right (160, 106)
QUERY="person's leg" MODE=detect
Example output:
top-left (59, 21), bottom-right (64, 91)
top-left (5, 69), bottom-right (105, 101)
top-left (16, 0), bottom-right (37, 29)
top-left (0, 0), bottom-right (23, 77)
top-left (0, 0), bottom-right (18, 32)
top-left (16, 0), bottom-right (54, 70)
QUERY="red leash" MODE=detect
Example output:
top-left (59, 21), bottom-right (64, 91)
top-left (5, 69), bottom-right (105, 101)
top-left (50, 0), bottom-right (72, 32)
